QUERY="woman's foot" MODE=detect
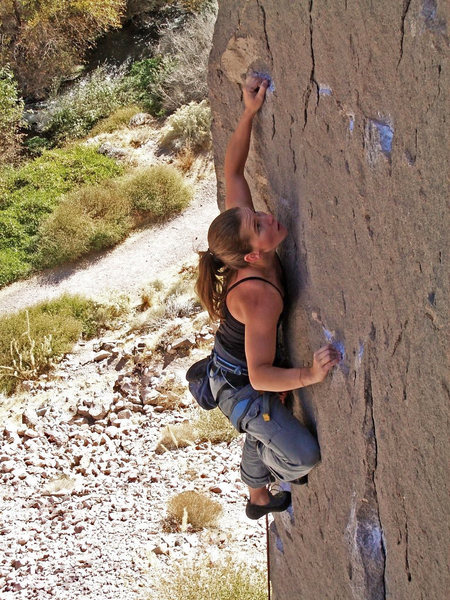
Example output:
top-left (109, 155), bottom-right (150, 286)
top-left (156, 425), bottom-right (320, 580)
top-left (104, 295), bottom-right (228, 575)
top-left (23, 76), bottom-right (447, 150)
top-left (248, 485), bottom-right (271, 506)
top-left (245, 490), bottom-right (292, 520)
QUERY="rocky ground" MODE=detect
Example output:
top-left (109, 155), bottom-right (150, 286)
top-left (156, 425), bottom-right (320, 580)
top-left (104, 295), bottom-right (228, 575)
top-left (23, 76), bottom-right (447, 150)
top-left (0, 111), bottom-right (270, 599)
top-left (0, 275), bottom-right (268, 600)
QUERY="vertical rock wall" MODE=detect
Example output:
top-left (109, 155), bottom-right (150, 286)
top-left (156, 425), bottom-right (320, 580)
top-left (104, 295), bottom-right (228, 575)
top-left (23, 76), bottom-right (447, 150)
top-left (208, 2), bottom-right (448, 599)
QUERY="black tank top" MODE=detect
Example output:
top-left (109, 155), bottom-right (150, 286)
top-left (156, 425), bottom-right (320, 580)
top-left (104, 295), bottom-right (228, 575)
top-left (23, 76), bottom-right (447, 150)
top-left (215, 277), bottom-right (284, 363)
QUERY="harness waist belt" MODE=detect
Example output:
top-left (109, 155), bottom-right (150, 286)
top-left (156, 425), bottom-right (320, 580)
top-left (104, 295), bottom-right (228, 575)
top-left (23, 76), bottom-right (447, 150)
top-left (212, 351), bottom-right (248, 376)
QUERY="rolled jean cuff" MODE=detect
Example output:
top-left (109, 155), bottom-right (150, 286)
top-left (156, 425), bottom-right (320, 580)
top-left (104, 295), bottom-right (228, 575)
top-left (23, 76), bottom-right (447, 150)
top-left (240, 463), bottom-right (272, 488)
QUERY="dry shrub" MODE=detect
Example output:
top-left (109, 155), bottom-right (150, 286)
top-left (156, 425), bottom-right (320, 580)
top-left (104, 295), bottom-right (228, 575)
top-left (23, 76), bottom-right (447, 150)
top-left (156, 6), bottom-right (217, 112)
top-left (156, 409), bottom-right (236, 453)
top-left (167, 490), bottom-right (222, 530)
top-left (43, 474), bottom-right (76, 496)
top-left (158, 100), bottom-right (211, 153)
top-left (35, 182), bottom-right (132, 268)
top-left (195, 409), bottom-right (238, 444)
top-left (175, 146), bottom-right (195, 173)
top-left (156, 557), bottom-right (267, 600)
top-left (3, 1), bottom-right (126, 98)
top-left (125, 164), bottom-right (193, 220)
top-left (137, 279), bottom-right (164, 311)
top-left (156, 422), bottom-right (197, 453)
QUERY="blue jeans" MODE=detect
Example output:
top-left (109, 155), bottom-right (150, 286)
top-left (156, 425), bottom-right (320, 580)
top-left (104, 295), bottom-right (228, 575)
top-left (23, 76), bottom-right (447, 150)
top-left (209, 339), bottom-right (320, 488)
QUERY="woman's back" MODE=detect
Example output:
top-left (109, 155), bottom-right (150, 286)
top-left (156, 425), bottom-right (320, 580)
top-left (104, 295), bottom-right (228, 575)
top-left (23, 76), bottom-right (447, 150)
top-left (216, 273), bottom-right (285, 362)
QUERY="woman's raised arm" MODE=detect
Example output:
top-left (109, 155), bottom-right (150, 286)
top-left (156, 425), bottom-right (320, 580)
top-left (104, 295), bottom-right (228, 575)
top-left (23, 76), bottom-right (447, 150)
top-left (224, 76), bottom-right (269, 211)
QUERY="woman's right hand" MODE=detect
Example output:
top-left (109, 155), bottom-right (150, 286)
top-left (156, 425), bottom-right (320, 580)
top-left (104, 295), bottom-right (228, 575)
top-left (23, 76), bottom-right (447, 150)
top-left (243, 75), bottom-right (269, 116)
top-left (308, 344), bottom-right (341, 384)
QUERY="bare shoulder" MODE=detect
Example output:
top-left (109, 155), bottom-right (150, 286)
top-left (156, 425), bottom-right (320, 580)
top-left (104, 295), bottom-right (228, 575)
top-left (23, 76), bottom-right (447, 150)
top-left (227, 278), bottom-right (283, 325)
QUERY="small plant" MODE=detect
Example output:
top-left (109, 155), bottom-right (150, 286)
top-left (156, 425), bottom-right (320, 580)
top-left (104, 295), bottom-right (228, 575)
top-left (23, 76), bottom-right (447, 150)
top-left (156, 422), bottom-right (197, 453)
top-left (164, 293), bottom-right (199, 319)
top-left (166, 490), bottom-right (222, 530)
top-left (155, 557), bottom-right (267, 600)
top-left (0, 295), bottom-right (121, 395)
top-left (158, 100), bottom-right (211, 153)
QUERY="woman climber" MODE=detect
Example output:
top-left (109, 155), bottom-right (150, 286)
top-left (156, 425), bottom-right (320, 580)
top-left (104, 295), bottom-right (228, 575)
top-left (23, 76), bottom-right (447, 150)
top-left (195, 74), bottom-right (340, 519)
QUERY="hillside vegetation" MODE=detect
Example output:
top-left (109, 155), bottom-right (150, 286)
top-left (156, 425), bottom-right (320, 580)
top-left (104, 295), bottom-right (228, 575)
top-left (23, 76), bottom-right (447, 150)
top-left (0, 0), bottom-right (216, 288)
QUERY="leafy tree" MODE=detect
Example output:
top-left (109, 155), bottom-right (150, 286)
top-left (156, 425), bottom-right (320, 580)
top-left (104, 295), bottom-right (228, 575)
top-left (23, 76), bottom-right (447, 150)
top-left (0, 66), bottom-right (24, 164)
top-left (0, 0), bottom-right (126, 98)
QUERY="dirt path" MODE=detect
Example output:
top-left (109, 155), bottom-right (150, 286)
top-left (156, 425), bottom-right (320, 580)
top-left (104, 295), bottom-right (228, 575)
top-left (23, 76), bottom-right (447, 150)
top-left (0, 176), bottom-right (218, 314)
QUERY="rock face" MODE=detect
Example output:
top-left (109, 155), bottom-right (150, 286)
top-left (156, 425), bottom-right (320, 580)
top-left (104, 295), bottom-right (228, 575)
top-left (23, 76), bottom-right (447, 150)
top-left (209, 3), bottom-right (448, 599)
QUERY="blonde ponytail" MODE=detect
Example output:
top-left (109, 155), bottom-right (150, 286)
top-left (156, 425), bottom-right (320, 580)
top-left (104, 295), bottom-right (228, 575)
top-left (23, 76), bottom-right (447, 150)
top-left (195, 208), bottom-right (251, 320)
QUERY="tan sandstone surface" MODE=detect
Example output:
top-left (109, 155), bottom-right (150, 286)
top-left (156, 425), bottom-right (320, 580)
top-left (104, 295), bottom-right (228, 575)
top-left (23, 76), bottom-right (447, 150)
top-left (209, 2), bottom-right (448, 599)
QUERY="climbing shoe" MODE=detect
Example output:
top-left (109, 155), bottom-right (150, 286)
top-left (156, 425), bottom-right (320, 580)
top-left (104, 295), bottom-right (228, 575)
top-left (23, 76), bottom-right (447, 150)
top-left (245, 490), bottom-right (292, 520)
top-left (290, 475), bottom-right (308, 485)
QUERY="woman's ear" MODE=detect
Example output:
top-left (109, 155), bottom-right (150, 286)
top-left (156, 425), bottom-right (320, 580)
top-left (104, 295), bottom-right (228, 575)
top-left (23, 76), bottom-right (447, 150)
top-left (244, 251), bottom-right (260, 263)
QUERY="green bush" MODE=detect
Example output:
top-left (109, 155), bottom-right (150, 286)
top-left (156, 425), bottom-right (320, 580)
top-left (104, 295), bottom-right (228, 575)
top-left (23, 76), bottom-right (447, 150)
top-left (0, 145), bottom-right (122, 210)
top-left (156, 558), bottom-right (267, 600)
top-left (34, 164), bottom-right (191, 269)
top-left (0, 249), bottom-right (31, 287)
top-left (158, 100), bottom-right (211, 152)
top-left (24, 136), bottom-right (53, 157)
top-left (0, 67), bottom-right (25, 165)
top-left (35, 183), bottom-right (132, 268)
top-left (89, 105), bottom-right (144, 136)
top-left (126, 164), bottom-right (193, 219)
top-left (41, 66), bottom-right (136, 143)
top-left (0, 295), bottom-right (115, 395)
top-left (127, 57), bottom-right (175, 117)
top-left (0, 145), bottom-right (122, 286)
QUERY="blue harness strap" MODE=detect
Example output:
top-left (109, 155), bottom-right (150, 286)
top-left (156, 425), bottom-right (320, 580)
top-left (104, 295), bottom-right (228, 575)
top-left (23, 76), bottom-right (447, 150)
top-left (212, 351), bottom-right (249, 376)
top-left (211, 348), bottom-right (271, 432)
